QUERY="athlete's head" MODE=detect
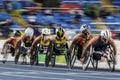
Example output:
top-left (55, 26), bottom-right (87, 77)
top-left (25, 27), bottom-right (34, 37)
top-left (13, 31), bottom-right (21, 37)
top-left (41, 28), bottom-right (51, 35)
top-left (80, 24), bottom-right (91, 36)
top-left (100, 29), bottom-right (111, 43)
top-left (56, 27), bottom-right (65, 38)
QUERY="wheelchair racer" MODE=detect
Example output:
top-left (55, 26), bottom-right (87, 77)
top-left (50, 27), bottom-right (70, 55)
top-left (1, 31), bottom-right (21, 63)
top-left (29, 28), bottom-right (51, 58)
top-left (14, 27), bottom-right (35, 57)
top-left (80, 30), bottom-right (117, 64)
top-left (68, 24), bottom-right (93, 61)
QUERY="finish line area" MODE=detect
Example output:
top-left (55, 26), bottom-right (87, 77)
top-left (0, 62), bottom-right (120, 80)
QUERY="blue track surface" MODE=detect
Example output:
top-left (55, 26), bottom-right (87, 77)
top-left (0, 62), bottom-right (120, 80)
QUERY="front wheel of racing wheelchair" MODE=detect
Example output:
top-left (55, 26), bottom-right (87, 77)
top-left (91, 45), bottom-right (116, 72)
top-left (14, 43), bottom-right (30, 65)
top-left (30, 45), bottom-right (39, 66)
top-left (2, 43), bottom-right (15, 63)
top-left (69, 42), bottom-right (93, 70)
top-left (45, 41), bottom-right (70, 68)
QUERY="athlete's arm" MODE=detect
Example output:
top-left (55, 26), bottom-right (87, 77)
top-left (1, 39), bottom-right (10, 54)
top-left (68, 34), bottom-right (80, 52)
top-left (81, 37), bottom-right (98, 58)
top-left (109, 38), bottom-right (117, 56)
top-left (14, 37), bottom-right (22, 49)
top-left (29, 36), bottom-right (41, 54)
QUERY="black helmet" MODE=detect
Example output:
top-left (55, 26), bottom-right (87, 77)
top-left (14, 31), bottom-right (21, 37)
top-left (57, 27), bottom-right (65, 38)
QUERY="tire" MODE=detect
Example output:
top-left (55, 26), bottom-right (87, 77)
top-left (107, 45), bottom-right (115, 72)
top-left (51, 55), bottom-right (56, 67)
top-left (14, 48), bottom-right (21, 64)
top-left (2, 44), bottom-right (10, 63)
top-left (45, 41), bottom-right (54, 67)
top-left (69, 44), bottom-right (78, 69)
top-left (30, 47), bottom-right (39, 65)
top-left (82, 46), bottom-right (93, 70)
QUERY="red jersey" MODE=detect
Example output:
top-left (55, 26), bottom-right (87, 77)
top-left (9, 37), bottom-right (16, 46)
top-left (78, 34), bottom-right (93, 45)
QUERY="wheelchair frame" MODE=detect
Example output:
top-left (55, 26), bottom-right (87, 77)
top-left (2, 43), bottom-right (14, 63)
top-left (30, 44), bottom-right (49, 65)
top-left (45, 41), bottom-right (70, 67)
top-left (69, 43), bottom-right (115, 71)
top-left (14, 42), bottom-right (30, 64)
top-left (91, 45), bottom-right (115, 71)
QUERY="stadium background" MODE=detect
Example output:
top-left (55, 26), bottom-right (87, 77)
top-left (0, 0), bottom-right (120, 64)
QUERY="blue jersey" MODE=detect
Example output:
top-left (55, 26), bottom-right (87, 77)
top-left (93, 36), bottom-right (110, 52)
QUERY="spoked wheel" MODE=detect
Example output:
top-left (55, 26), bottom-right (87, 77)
top-left (69, 44), bottom-right (78, 69)
top-left (45, 41), bottom-right (54, 67)
top-left (50, 55), bottom-right (56, 67)
top-left (30, 47), bottom-right (39, 65)
top-left (21, 54), bottom-right (27, 64)
top-left (92, 60), bottom-right (98, 70)
top-left (65, 52), bottom-right (71, 68)
top-left (82, 46), bottom-right (93, 70)
top-left (14, 48), bottom-right (21, 64)
top-left (2, 44), bottom-right (9, 63)
top-left (107, 45), bottom-right (115, 72)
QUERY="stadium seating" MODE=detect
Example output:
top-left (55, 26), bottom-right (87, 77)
top-left (0, 12), bottom-right (22, 30)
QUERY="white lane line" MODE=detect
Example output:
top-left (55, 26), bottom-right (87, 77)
top-left (0, 62), bottom-right (117, 75)
top-left (0, 67), bottom-right (120, 80)
top-left (0, 73), bottom-right (74, 80)
top-left (0, 63), bottom-right (119, 77)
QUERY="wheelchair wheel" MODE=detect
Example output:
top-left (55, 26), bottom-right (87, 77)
top-left (21, 54), bottom-right (27, 64)
top-left (50, 55), bottom-right (56, 67)
top-left (92, 60), bottom-right (98, 70)
top-left (65, 52), bottom-right (71, 68)
top-left (107, 45), bottom-right (115, 72)
top-left (2, 44), bottom-right (10, 63)
top-left (14, 48), bottom-right (21, 64)
top-left (82, 46), bottom-right (93, 70)
top-left (45, 41), bottom-right (54, 67)
top-left (69, 44), bottom-right (78, 69)
top-left (30, 47), bottom-right (39, 65)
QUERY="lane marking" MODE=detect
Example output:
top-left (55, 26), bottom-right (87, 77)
top-left (0, 73), bottom-right (74, 80)
top-left (0, 66), bottom-right (120, 80)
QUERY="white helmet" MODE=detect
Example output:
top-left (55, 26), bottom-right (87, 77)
top-left (80, 24), bottom-right (91, 35)
top-left (25, 27), bottom-right (34, 37)
top-left (100, 30), bottom-right (111, 40)
top-left (41, 28), bottom-right (50, 35)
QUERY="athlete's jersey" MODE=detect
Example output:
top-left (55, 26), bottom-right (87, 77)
top-left (54, 35), bottom-right (67, 45)
top-left (93, 36), bottom-right (110, 52)
top-left (78, 34), bottom-right (93, 45)
top-left (39, 35), bottom-right (50, 47)
top-left (9, 37), bottom-right (16, 46)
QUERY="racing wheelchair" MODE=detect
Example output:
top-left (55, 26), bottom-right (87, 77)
top-left (45, 41), bottom-right (70, 67)
top-left (1, 43), bottom-right (15, 63)
top-left (14, 42), bottom-right (30, 64)
top-left (69, 42), bottom-right (115, 71)
top-left (91, 44), bottom-right (116, 71)
top-left (30, 43), bottom-right (49, 65)
top-left (68, 41), bottom-right (93, 70)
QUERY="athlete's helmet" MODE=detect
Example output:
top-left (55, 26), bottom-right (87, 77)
top-left (100, 30), bottom-right (111, 40)
top-left (41, 28), bottom-right (50, 35)
top-left (57, 27), bottom-right (65, 38)
top-left (80, 24), bottom-right (91, 35)
top-left (25, 27), bottom-right (34, 37)
top-left (13, 31), bottom-right (21, 37)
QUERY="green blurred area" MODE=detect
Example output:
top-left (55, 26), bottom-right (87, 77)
top-left (38, 54), bottom-right (66, 64)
